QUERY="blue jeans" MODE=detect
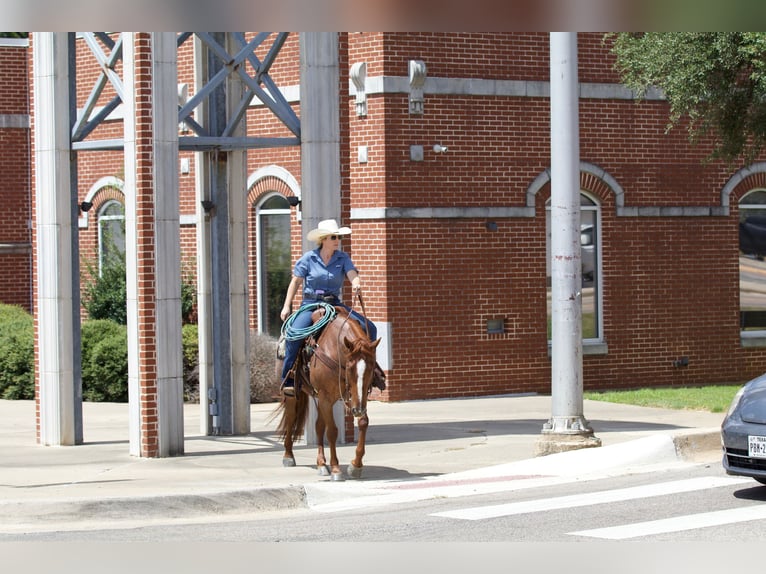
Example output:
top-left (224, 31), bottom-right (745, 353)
top-left (280, 303), bottom-right (378, 383)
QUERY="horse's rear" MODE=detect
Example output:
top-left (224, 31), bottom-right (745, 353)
top-left (275, 307), bottom-right (379, 480)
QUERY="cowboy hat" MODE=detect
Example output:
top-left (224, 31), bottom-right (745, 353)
top-left (307, 219), bottom-right (352, 243)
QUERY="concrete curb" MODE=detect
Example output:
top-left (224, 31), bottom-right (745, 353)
top-left (0, 429), bottom-right (723, 529)
top-left (0, 486), bottom-right (309, 528)
top-left (671, 427), bottom-right (721, 462)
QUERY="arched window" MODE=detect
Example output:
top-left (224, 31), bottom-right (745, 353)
top-left (546, 192), bottom-right (602, 341)
top-left (738, 189), bottom-right (766, 331)
top-left (98, 200), bottom-right (125, 275)
top-left (255, 194), bottom-right (292, 337)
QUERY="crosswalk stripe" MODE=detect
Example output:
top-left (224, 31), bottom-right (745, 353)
top-left (430, 476), bottom-right (749, 521)
top-left (570, 505), bottom-right (766, 540)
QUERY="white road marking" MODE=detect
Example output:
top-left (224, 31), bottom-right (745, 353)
top-left (571, 504), bottom-right (766, 540)
top-left (430, 476), bottom-right (750, 521)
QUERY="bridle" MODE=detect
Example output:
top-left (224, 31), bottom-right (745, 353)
top-left (333, 290), bottom-right (373, 417)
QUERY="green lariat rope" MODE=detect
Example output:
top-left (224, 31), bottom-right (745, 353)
top-left (281, 302), bottom-right (337, 341)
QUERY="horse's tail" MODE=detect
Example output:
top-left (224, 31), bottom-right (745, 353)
top-left (273, 389), bottom-right (309, 443)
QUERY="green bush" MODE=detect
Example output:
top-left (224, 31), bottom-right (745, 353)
top-left (81, 319), bottom-right (128, 402)
top-left (0, 304), bottom-right (34, 399)
top-left (182, 323), bottom-right (199, 402)
top-left (83, 258), bottom-right (128, 325)
top-left (83, 253), bottom-right (198, 325)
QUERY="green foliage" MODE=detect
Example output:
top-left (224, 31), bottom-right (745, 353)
top-left (83, 256), bottom-right (127, 324)
top-left (585, 385), bottom-right (742, 413)
top-left (608, 32), bottom-right (766, 163)
top-left (82, 252), bottom-right (197, 325)
top-left (0, 304), bottom-right (34, 399)
top-left (81, 320), bottom-right (128, 402)
top-left (182, 323), bottom-right (199, 402)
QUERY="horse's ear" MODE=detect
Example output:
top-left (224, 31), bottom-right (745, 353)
top-left (343, 336), bottom-right (355, 351)
top-left (371, 338), bottom-right (381, 349)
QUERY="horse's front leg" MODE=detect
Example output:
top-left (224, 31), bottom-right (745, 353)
top-left (348, 414), bottom-right (368, 479)
top-left (319, 400), bottom-right (344, 481)
top-left (315, 405), bottom-right (330, 476)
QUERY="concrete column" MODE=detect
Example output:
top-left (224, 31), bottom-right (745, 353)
top-left (32, 32), bottom-right (83, 446)
top-left (299, 32), bottom-right (348, 444)
top-left (123, 33), bottom-right (184, 457)
top-left (537, 32), bottom-right (600, 455)
top-left (299, 32), bottom-right (341, 252)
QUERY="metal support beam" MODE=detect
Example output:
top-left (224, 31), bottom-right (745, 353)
top-left (197, 33), bottom-right (251, 436)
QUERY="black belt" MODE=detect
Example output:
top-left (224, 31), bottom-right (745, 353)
top-left (306, 294), bottom-right (339, 303)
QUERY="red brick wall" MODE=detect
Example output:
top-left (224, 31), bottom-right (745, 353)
top-left (0, 42), bottom-right (31, 311)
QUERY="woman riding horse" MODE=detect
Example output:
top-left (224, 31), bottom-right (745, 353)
top-left (279, 219), bottom-right (385, 396)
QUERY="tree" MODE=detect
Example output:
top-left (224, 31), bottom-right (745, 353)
top-left (609, 32), bottom-right (766, 163)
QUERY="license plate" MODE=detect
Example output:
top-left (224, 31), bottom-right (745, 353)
top-left (748, 435), bottom-right (766, 458)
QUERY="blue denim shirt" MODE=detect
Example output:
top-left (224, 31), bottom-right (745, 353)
top-left (294, 248), bottom-right (357, 303)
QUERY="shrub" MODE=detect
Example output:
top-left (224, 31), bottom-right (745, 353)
top-left (250, 331), bottom-right (280, 403)
top-left (181, 330), bottom-right (281, 404)
top-left (81, 319), bottom-right (128, 402)
top-left (182, 323), bottom-right (199, 402)
top-left (0, 304), bottom-right (34, 399)
top-left (83, 253), bottom-right (198, 325)
top-left (82, 257), bottom-right (127, 325)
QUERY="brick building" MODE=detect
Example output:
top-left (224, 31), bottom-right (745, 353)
top-left (0, 38), bottom-right (32, 311)
top-left (8, 32), bottom-right (766, 407)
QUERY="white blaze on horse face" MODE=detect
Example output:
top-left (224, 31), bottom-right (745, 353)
top-left (356, 358), bottom-right (367, 405)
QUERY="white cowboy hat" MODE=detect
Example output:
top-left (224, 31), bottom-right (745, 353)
top-left (307, 219), bottom-right (352, 243)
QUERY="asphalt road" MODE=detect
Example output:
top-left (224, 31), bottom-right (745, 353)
top-left (4, 462), bottom-right (764, 543)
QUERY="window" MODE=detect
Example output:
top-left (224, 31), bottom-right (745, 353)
top-left (546, 192), bottom-right (602, 341)
top-left (738, 189), bottom-right (766, 331)
top-left (98, 200), bottom-right (125, 275)
top-left (256, 194), bottom-right (292, 337)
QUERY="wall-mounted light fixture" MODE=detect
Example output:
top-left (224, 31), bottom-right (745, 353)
top-left (79, 201), bottom-right (93, 212)
top-left (433, 144), bottom-right (448, 154)
top-left (201, 200), bottom-right (215, 213)
top-left (408, 60), bottom-right (427, 115)
top-left (350, 62), bottom-right (367, 117)
top-left (286, 196), bottom-right (301, 208)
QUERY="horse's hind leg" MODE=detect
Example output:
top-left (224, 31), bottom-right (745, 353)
top-left (281, 396), bottom-right (297, 467)
top-left (348, 414), bottom-right (368, 479)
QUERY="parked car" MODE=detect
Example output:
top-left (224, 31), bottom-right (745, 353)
top-left (721, 373), bottom-right (766, 485)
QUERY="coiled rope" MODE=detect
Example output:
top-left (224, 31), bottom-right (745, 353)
top-left (281, 301), bottom-right (337, 341)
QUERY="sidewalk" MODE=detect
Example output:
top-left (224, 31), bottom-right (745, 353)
top-left (0, 394), bottom-right (724, 529)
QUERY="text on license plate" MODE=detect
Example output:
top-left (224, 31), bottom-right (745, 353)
top-left (748, 435), bottom-right (766, 458)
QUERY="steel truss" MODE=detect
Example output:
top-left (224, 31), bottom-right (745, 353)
top-left (71, 32), bottom-right (299, 152)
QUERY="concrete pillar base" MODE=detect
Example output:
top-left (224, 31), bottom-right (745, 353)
top-left (535, 432), bottom-right (602, 457)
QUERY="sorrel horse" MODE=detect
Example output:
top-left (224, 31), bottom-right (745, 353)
top-left (275, 305), bottom-right (380, 481)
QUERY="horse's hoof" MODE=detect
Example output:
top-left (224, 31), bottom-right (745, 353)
top-left (331, 472), bottom-right (346, 482)
top-left (282, 457), bottom-right (296, 467)
top-left (318, 465), bottom-right (330, 476)
top-left (347, 464), bottom-right (363, 479)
